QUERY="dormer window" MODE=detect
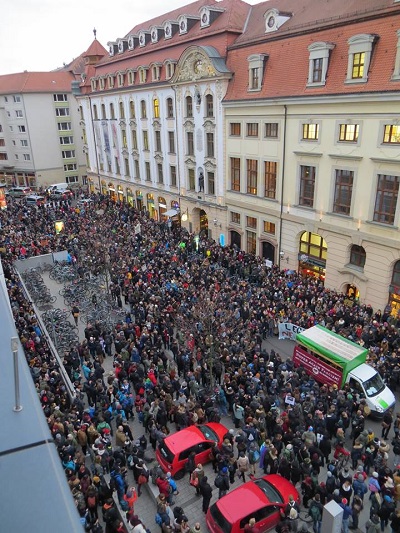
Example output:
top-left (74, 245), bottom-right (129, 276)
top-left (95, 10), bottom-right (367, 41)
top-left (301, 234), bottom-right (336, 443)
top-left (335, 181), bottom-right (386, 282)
top-left (150, 27), bottom-right (162, 43)
top-left (127, 70), bottom-right (135, 85)
top-left (247, 54), bottom-right (267, 92)
top-left (138, 31), bottom-right (150, 47)
top-left (307, 42), bottom-right (335, 87)
top-left (117, 39), bottom-right (128, 54)
top-left (99, 77), bottom-right (105, 90)
top-left (164, 23), bottom-right (172, 39)
top-left (108, 75), bottom-right (115, 89)
top-left (91, 79), bottom-right (97, 92)
top-left (108, 42), bottom-right (118, 56)
top-left (128, 35), bottom-right (139, 50)
top-left (264, 9), bottom-right (291, 33)
top-left (138, 67), bottom-right (148, 84)
top-left (200, 6), bottom-right (224, 28)
top-left (346, 34), bottom-right (376, 83)
top-left (151, 64), bottom-right (162, 82)
top-left (164, 60), bottom-right (176, 80)
top-left (178, 16), bottom-right (187, 34)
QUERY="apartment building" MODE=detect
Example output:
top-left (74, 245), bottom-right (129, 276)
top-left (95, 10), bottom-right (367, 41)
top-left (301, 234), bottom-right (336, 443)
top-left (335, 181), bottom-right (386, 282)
top-left (0, 71), bottom-right (87, 188)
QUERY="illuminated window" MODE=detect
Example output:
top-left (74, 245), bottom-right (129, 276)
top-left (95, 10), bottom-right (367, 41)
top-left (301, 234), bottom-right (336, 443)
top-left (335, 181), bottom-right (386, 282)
top-left (339, 124), bottom-right (359, 142)
top-left (383, 125), bottom-right (400, 144)
top-left (263, 221), bottom-right (276, 234)
top-left (246, 159), bottom-right (258, 195)
top-left (264, 161), bottom-right (277, 199)
top-left (302, 124), bottom-right (319, 140)
top-left (346, 34), bottom-right (375, 83)
top-left (153, 98), bottom-right (160, 118)
top-left (246, 216), bottom-right (257, 229)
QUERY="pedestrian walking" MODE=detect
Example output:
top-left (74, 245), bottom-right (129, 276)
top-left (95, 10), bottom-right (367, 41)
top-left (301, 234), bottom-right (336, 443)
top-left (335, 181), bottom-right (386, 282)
top-left (72, 304), bottom-right (80, 326)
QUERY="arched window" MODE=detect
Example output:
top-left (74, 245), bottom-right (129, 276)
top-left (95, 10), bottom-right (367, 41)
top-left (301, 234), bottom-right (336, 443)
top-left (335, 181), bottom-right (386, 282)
top-left (119, 101), bottom-right (125, 119)
top-left (93, 105), bottom-right (98, 120)
top-left (110, 103), bottom-right (115, 120)
top-left (140, 100), bottom-right (147, 119)
top-left (166, 98), bottom-right (173, 118)
top-left (392, 260), bottom-right (400, 287)
top-left (129, 101), bottom-right (135, 119)
top-left (186, 96), bottom-right (193, 118)
top-left (350, 244), bottom-right (366, 268)
top-left (101, 104), bottom-right (106, 119)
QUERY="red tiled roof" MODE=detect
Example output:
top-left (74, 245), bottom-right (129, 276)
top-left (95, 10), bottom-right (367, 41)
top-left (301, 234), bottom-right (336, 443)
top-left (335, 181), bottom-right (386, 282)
top-left (84, 39), bottom-right (108, 58)
top-left (225, 10), bottom-right (400, 100)
top-left (0, 71), bottom-right (76, 94)
top-left (233, 0), bottom-right (400, 46)
top-left (94, 0), bottom-right (250, 71)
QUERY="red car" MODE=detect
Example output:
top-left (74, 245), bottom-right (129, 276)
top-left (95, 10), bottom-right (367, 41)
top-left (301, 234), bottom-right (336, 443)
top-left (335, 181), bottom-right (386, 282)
top-left (206, 474), bottom-right (300, 533)
top-left (156, 422), bottom-right (227, 479)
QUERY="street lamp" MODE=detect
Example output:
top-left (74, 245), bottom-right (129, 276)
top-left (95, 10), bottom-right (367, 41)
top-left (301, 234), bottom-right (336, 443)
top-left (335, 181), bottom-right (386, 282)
top-left (11, 337), bottom-right (23, 412)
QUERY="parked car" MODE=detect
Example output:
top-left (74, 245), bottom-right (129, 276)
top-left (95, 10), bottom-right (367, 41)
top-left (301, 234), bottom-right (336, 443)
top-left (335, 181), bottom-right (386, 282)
top-left (24, 195), bottom-right (46, 207)
top-left (5, 187), bottom-right (32, 198)
top-left (50, 189), bottom-right (73, 200)
top-left (156, 422), bottom-right (227, 478)
top-left (206, 474), bottom-right (300, 533)
top-left (76, 198), bottom-right (93, 207)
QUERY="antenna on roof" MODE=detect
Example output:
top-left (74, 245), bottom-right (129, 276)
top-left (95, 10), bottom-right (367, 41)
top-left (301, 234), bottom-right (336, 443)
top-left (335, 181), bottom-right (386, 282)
top-left (93, 27), bottom-right (97, 39)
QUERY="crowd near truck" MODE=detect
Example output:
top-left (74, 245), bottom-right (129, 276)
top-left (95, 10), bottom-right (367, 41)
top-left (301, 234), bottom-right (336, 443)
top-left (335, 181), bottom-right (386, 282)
top-left (293, 325), bottom-right (395, 419)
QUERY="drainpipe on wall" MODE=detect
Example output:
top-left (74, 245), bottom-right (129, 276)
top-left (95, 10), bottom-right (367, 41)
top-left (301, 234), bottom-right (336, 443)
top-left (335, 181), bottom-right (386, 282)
top-left (278, 104), bottom-right (288, 270)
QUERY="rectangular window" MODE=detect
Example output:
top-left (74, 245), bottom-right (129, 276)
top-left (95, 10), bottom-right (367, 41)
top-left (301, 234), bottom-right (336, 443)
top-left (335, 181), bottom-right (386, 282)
top-left (189, 168), bottom-right (195, 190)
top-left (246, 230), bottom-right (257, 254)
top-left (145, 162), bottom-right (151, 181)
top-left (155, 130), bottom-right (162, 152)
top-left (302, 124), bottom-right (319, 140)
top-left (124, 158), bottom-right (130, 177)
top-left (383, 125), bottom-right (400, 144)
top-left (312, 58), bottom-right (323, 82)
top-left (20, 139), bottom-right (28, 147)
top-left (265, 123), bottom-right (278, 138)
top-left (247, 123), bottom-right (259, 137)
top-left (135, 160), bottom-right (140, 180)
top-left (23, 153), bottom-right (31, 161)
top-left (207, 172), bottom-right (215, 195)
top-left (58, 122), bottom-right (71, 131)
top-left (373, 174), bottom-right (400, 225)
top-left (129, 101), bottom-right (135, 118)
top-left (143, 131), bottom-right (149, 151)
top-left (62, 150), bottom-right (75, 158)
top-left (352, 52), bottom-right (365, 79)
top-left (246, 159), bottom-right (258, 195)
top-left (55, 108), bottom-right (69, 116)
top-left (263, 221), bottom-right (276, 234)
top-left (187, 132), bottom-right (194, 155)
top-left (186, 97), bottom-right (193, 118)
top-left (299, 165), bottom-right (316, 207)
top-left (59, 136), bottom-right (73, 145)
top-left (251, 68), bottom-right (259, 90)
top-left (141, 100), bottom-right (147, 119)
top-left (122, 129), bottom-right (127, 148)
top-left (206, 133), bottom-right (214, 157)
top-left (158, 163), bottom-right (163, 184)
top-left (230, 123), bottom-right (241, 136)
top-left (167, 98), bottom-right (174, 118)
top-left (0, 139), bottom-right (4, 146)
top-left (264, 161), bottom-right (277, 199)
top-left (132, 130), bottom-right (137, 150)
top-left (66, 175), bottom-right (78, 184)
top-left (0, 153), bottom-right (8, 160)
top-left (53, 94), bottom-right (67, 102)
top-left (115, 156), bottom-right (120, 175)
top-left (246, 216), bottom-right (257, 229)
top-left (231, 157), bottom-right (241, 191)
top-left (170, 165), bottom-right (177, 187)
top-left (18, 125), bottom-right (26, 132)
top-left (13, 95), bottom-right (21, 102)
top-left (231, 212), bottom-right (240, 224)
top-left (333, 169), bottom-right (354, 215)
top-left (206, 95), bottom-right (214, 117)
top-left (339, 124), bottom-right (359, 142)
top-left (168, 131), bottom-right (175, 153)
top-left (15, 110), bottom-right (23, 118)
top-left (64, 163), bottom-right (77, 171)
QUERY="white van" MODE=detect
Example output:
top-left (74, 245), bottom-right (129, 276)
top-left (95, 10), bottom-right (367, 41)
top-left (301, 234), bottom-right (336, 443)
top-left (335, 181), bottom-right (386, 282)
top-left (46, 183), bottom-right (69, 193)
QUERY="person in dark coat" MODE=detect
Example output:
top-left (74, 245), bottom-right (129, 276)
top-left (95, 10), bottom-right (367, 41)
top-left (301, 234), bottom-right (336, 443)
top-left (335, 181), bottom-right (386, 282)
top-left (199, 475), bottom-right (213, 513)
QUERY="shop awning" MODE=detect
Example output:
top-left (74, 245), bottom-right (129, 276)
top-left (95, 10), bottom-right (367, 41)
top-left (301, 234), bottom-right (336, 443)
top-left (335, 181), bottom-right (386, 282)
top-left (164, 209), bottom-right (178, 217)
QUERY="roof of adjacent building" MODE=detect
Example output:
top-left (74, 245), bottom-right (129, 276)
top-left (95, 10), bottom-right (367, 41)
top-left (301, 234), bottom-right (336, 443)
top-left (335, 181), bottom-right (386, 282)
top-left (225, 0), bottom-right (400, 101)
top-left (0, 71), bottom-right (76, 94)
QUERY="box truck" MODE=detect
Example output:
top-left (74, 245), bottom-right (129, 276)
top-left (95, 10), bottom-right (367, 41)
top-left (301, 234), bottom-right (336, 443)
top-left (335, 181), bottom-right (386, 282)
top-left (293, 325), bottom-right (395, 419)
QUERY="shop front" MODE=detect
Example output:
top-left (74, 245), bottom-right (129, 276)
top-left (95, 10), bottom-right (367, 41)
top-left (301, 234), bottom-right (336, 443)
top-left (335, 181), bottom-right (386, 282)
top-left (389, 260), bottom-right (400, 317)
top-left (298, 231), bottom-right (327, 281)
top-left (158, 196), bottom-right (167, 220)
top-left (199, 209), bottom-right (208, 234)
top-left (262, 241), bottom-right (275, 263)
top-left (230, 230), bottom-right (241, 249)
top-left (101, 180), bottom-right (108, 195)
top-left (117, 185), bottom-right (124, 202)
top-left (136, 190), bottom-right (143, 211)
top-left (126, 188), bottom-right (134, 207)
top-left (108, 182), bottom-right (116, 201)
top-left (147, 193), bottom-right (157, 220)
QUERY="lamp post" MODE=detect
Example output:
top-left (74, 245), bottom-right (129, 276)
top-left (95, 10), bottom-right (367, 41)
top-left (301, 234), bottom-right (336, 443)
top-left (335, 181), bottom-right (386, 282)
top-left (11, 336), bottom-right (23, 412)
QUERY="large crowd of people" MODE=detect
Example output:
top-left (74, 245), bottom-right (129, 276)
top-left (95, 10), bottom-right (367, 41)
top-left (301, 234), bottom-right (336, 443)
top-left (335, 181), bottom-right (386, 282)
top-left (2, 193), bottom-right (400, 533)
